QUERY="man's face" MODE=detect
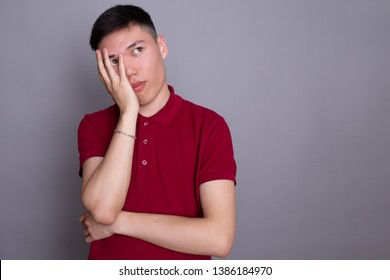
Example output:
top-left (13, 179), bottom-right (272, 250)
top-left (98, 25), bottom-right (168, 107)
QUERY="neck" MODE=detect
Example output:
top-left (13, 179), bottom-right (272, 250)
top-left (138, 83), bottom-right (171, 117)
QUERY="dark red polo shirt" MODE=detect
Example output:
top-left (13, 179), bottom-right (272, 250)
top-left (78, 86), bottom-right (236, 259)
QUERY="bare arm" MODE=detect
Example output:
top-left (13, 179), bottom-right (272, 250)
top-left (81, 179), bottom-right (236, 258)
top-left (80, 49), bottom-right (139, 225)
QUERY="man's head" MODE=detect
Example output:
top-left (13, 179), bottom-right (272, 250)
top-left (89, 5), bottom-right (157, 51)
top-left (89, 5), bottom-right (170, 113)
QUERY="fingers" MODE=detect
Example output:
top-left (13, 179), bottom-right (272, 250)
top-left (96, 50), bottom-right (110, 86)
top-left (118, 53), bottom-right (127, 81)
top-left (96, 49), bottom-right (118, 92)
top-left (80, 212), bottom-right (93, 243)
top-left (95, 49), bottom-right (137, 113)
top-left (83, 226), bottom-right (93, 243)
top-left (79, 211), bottom-right (87, 222)
top-left (96, 49), bottom-right (129, 92)
top-left (102, 49), bottom-right (119, 83)
top-left (80, 212), bottom-right (113, 243)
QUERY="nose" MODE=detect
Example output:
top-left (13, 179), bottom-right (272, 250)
top-left (123, 56), bottom-right (137, 78)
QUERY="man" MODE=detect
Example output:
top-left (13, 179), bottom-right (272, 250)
top-left (78, 4), bottom-right (237, 260)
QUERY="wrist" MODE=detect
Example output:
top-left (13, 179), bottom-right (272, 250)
top-left (117, 110), bottom-right (137, 132)
top-left (113, 211), bottom-right (131, 236)
top-left (120, 106), bottom-right (138, 118)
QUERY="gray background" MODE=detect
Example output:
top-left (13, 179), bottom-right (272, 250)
top-left (0, 0), bottom-right (389, 259)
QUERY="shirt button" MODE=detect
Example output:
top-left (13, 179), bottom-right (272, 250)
top-left (143, 121), bottom-right (149, 126)
top-left (143, 139), bottom-right (148, 145)
top-left (142, 160), bottom-right (148, 166)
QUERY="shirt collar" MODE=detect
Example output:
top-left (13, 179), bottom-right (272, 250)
top-left (140, 85), bottom-right (182, 126)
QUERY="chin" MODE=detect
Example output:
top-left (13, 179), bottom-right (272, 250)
top-left (137, 95), bottom-right (153, 107)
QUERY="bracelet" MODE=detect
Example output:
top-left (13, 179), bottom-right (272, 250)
top-left (113, 129), bottom-right (137, 140)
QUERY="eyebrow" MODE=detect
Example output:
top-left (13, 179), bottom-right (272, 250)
top-left (108, 40), bottom-right (146, 59)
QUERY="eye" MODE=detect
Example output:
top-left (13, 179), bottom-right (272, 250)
top-left (110, 59), bottom-right (119, 66)
top-left (132, 47), bottom-right (143, 56)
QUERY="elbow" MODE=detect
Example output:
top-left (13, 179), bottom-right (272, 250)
top-left (81, 196), bottom-right (118, 225)
top-left (214, 241), bottom-right (233, 258)
top-left (213, 232), bottom-right (235, 258)
top-left (91, 208), bottom-right (118, 225)
top-left (81, 195), bottom-right (118, 225)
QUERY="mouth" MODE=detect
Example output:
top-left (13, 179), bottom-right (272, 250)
top-left (131, 81), bottom-right (146, 93)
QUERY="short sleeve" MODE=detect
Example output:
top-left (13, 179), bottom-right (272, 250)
top-left (77, 116), bottom-right (107, 176)
top-left (198, 114), bottom-right (237, 185)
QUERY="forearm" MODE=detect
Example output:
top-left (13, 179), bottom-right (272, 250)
top-left (114, 211), bottom-right (235, 258)
top-left (80, 181), bottom-right (236, 257)
top-left (81, 112), bottom-right (137, 224)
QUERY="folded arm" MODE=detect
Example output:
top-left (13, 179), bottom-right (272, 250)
top-left (80, 179), bottom-right (236, 258)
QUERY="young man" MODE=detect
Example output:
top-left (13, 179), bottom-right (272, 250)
top-left (78, 5), bottom-right (237, 260)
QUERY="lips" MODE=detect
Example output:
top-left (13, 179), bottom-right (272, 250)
top-left (131, 81), bottom-right (145, 93)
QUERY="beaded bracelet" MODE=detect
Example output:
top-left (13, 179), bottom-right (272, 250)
top-left (113, 129), bottom-right (137, 140)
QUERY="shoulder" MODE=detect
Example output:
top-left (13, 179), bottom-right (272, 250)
top-left (81, 105), bottom-right (118, 124)
top-left (78, 105), bottom-right (119, 140)
top-left (179, 96), bottom-right (227, 126)
top-left (78, 105), bottom-right (118, 129)
top-left (177, 97), bottom-right (236, 185)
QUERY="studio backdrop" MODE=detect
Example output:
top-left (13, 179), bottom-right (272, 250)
top-left (0, 0), bottom-right (389, 259)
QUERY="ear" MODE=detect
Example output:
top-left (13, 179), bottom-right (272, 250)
top-left (157, 35), bottom-right (168, 59)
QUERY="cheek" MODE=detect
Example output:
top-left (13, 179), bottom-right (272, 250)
top-left (136, 51), bottom-right (165, 79)
top-left (139, 57), bottom-right (158, 75)
top-left (150, 56), bottom-right (165, 77)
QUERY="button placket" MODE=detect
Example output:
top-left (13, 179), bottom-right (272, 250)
top-left (137, 118), bottom-right (153, 177)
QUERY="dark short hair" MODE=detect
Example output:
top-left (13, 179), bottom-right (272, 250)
top-left (89, 5), bottom-right (157, 50)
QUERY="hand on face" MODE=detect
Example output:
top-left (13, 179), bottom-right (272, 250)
top-left (96, 48), bottom-right (139, 115)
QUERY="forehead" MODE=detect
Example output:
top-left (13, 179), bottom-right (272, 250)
top-left (98, 25), bottom-right (155, 51)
